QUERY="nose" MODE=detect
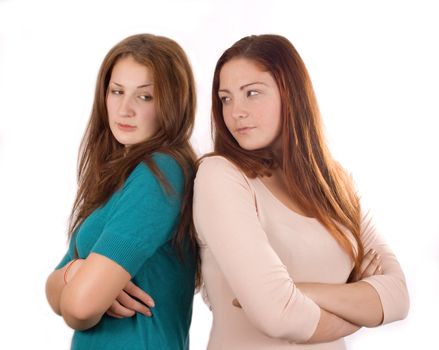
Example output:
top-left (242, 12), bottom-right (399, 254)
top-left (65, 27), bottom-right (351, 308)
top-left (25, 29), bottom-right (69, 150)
top-left (231, 99), bottom-right (248, 120)
top-left (118, 95), bottom-right (135, 118)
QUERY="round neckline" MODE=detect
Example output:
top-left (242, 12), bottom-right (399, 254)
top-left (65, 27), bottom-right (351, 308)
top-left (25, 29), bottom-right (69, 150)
top-left (254, 177), bottom-right (317, 222)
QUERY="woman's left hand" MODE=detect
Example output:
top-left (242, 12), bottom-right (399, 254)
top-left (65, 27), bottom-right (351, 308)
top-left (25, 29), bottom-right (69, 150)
top-left (106, 281), bottom-right (155, 318)
top-left (351, 249), bottom-right (383, 282)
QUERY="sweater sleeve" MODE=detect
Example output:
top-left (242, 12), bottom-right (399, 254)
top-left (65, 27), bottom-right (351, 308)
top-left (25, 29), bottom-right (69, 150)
top-left (55, 250), bottom-right (73, 270)
top-left (91, 154), bottom-right (183, 277)
top-left (193, 156), bottom-right (320, 343)
top-left (54, 232), bottom-right (77, 270)
top-left (359, 210), bottom-right (410, 324)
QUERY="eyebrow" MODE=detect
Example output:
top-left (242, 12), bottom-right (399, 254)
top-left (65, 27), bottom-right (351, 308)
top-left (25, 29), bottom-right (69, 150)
top-left (111, 82), bottom-right (153, 88)
top-left (218, 81), bottom-right (268, 93)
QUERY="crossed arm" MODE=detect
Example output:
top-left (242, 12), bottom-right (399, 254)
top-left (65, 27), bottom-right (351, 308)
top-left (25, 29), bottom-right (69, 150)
top-left (297, 249), bottom-right (385, 328)
top-left (233, 248), bottom-right (383, 343)
top-left (232, 218), bottom-right (408, 343)
top-left (231, 220), bottom-right (408, 344)
top-left (193, 157), bottom-right (409, 345)
top-left (46, 253), bottom-right (154, 330)
top-left (46, 159), bottom-right (186, 330)
top-left (297, 211), bottom-right (410, 330)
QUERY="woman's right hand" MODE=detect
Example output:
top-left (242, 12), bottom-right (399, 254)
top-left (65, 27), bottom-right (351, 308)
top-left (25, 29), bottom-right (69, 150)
top-left (106, 281), bottom-right (155, 318)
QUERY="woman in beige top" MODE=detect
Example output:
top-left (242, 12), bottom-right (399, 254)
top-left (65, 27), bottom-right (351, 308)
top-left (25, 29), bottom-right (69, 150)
top-left (193, 34), bottom-right (409, 349)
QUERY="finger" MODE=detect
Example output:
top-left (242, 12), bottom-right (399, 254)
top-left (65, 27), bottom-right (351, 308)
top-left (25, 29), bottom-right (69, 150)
top-left (372, 257), bottom-right (384, 275)
top-left (106, 309), bottom-right (123, 318)
top-left (351, 249), bottom-right (376, 281)
top-left (372, 265), bottom-right (382, 275)
top-left (107, 300), bottom-right (136, 318)
top-left (360, 249), bottom-right (377, 272)
top-left (117, 290), bottom-right (152, 317)
top-left (361, 254), bottom-right (382, 279)
top-left (124, 281), bottom-right (155, 308)
top-left (232, 298), bottom-right (242, 308)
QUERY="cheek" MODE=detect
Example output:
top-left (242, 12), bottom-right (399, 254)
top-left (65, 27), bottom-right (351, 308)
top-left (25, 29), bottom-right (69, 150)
top-left (273, 112), bottom-right (282, 133)
top-left (106, 97), bottom-right (117, 119)
top-left (263, 104), bottom-right (282, 133)
top-left (222, 108), bottom-right (233, 131)
top-left (139, 106), bottom-right (158, 130)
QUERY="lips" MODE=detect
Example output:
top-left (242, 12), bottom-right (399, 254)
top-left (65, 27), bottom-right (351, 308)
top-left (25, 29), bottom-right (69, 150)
top-left (117, 123), bottom-right (137, 132)
top-left (236, 126), bottom-right (256, 134)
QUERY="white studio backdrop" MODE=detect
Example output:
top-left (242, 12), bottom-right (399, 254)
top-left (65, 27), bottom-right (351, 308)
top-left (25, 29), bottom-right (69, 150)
top-left (0, 0), bottom-right (438, 349)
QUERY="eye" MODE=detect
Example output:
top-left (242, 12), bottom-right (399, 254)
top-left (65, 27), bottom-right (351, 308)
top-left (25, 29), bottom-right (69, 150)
top-left (219, 95), bottom-right (231, 104)
top-left (139, 95), bottom-right (153, 101)
top-left (111, 89), bottom-right (123, 95)
top-left (247, 90), bottom-right (259, 97)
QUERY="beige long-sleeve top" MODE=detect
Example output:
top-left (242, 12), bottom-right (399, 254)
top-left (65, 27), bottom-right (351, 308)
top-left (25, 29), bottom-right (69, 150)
top-left (193, 156), bottom-right (409, 350)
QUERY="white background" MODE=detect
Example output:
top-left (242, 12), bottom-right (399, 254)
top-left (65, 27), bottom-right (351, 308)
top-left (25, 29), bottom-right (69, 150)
top-left (0, 0), bottom-right (438, 349)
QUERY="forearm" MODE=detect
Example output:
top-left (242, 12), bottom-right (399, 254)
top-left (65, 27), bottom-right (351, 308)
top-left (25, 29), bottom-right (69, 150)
top-left (46, 264), bottom-right (70, 315)
top-left (59, 254), bottom-right (131, 331)
top-left (47, 259), bottom-right (103, 330)
top-left (303, 308), bottom-right (360, 344)
top-left (232, 298), bottom-right (359, 343)
top-left (59, 296), bottom-right (103, 331)
top-left (297, 281), bottom-right (383, 327)
top-left (59, 278), bottom-right (106, 330)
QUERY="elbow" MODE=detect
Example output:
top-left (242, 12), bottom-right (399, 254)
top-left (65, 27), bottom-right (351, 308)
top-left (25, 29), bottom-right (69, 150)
top-left (245, 290), bottom-right (321, 343)
top-left (45, 276), bottom-right (62, 316)
top-left (377, 278), bottom-right (410, 325)
top-left (62, 312), bottom-right (95, 331)
top-left (250, 313), bottom-right (312, 344)
top-left (402, 299), bottom-right (410, 320)
top-left (397, 285), bottom-right (410, 320)
top-left (258, 321), bottom-right (288, 339)
top-left (47, 299), bottom-right (62, 317)
top-left (389, 279), bottom-right (410, 322)
top-left (364, 316), bottom-right (383, 328)
top-left (381, 291), bottom-right (410, 325)
top-left (60, 293), bottom-right (102, 330)
top-left (258, 323), bottom-right (297, 342)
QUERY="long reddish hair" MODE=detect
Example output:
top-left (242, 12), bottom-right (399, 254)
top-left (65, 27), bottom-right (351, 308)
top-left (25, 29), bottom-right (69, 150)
top-left (211, 34), bottom-right (363, 277)
top-left (69, 34), bottom-right (199, 284)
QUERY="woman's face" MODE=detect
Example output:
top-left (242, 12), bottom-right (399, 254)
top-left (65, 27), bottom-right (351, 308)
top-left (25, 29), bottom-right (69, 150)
top-left (107, 55), bottom-right (158, 147)
top-left (218, 58), bottom-right (282, 154)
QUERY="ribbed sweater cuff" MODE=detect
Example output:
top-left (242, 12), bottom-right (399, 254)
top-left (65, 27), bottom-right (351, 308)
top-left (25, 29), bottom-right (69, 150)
top-left (92, 235), bottom-right (146, 277)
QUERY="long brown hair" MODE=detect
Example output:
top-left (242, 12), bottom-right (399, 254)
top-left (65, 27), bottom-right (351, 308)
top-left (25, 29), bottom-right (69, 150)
top-left (211, 34), bottom-right (363, 278)
top-left (69, 34), bottom-right (199, 284)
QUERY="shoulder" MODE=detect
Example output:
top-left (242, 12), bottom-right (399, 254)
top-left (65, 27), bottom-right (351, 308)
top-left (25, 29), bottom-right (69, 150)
top-left (127, 152), bottom-right (184, 191)
top-left (197, 155), bottom-right (242, 176)
top-left (152, 152), bottom-right (183, 177)
top-left (195, 155), bottom-right (252, 190)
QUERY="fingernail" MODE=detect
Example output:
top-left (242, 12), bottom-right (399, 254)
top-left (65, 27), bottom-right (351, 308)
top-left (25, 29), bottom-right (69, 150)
top-left (150, 301), bottom-right (155, 308)
top-left (371, 249), bottom-right (376, 255)
top-left (376, 255), bottom-right (381, 260)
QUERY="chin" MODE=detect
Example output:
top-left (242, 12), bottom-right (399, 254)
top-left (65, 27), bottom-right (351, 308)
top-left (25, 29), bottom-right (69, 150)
top-left (113, 135), bottom-right (134, 147)
top-left (237, 141), bottom-right (266, 151)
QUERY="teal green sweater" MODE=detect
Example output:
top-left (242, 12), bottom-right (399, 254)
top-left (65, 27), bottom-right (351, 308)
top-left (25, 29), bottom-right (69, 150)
top-left (56, 153), bottom-right (196, 350)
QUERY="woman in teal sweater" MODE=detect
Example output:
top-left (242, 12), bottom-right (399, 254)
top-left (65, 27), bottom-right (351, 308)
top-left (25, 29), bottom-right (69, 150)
top-left (45, 34), bottom-right (198, 349)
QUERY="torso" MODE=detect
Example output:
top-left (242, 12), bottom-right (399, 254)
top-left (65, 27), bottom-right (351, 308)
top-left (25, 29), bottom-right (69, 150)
top-left (59, 154), bottom-right (195, 350)
top-left (196, 157), bottom-right (352, 350)
top-left (258, 169), bottom-right (309, 217)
